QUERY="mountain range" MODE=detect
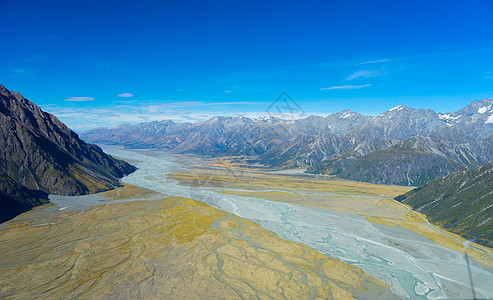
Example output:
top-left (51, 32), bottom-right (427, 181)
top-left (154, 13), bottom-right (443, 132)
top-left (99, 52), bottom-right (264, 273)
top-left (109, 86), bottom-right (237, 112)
top-left (0, 84), bottom-right (136, 222)
top-left (82, 98), bottom-right (493, 187)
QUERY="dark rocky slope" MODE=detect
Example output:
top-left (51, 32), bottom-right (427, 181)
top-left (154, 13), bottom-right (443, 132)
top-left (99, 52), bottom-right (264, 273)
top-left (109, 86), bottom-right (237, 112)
top-left (0, 84), bottom-right (136, 222)
top-left (395, 162), bottom-right (493, 247)
top-left (0, 173), bottom-right (49, 223)
top-left (324, 135), bottom-right (493, 186)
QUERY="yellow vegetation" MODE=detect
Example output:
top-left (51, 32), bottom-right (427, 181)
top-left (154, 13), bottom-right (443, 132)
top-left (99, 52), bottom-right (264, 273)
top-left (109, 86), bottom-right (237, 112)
top-left (169, 166), bottom-right (493, 269)
top-left (0, 185), bottom-right (395, 299)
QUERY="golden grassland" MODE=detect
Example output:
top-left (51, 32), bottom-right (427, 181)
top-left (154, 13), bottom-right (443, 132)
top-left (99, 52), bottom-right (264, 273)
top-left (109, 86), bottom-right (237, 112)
top-left (169, 168), bottom-right (411, 197)
top-left (169, 167), bottom-right (493, 269)
top-left (0, 185), bottom-right (395, 299)
top-left (206, 157), bottom-right (267, 171)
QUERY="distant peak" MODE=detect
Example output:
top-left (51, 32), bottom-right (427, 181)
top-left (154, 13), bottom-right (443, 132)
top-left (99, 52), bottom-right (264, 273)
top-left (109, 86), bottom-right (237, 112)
top-left (339, 110), bottom-right (356, 118)
top-left (207, 116), bottom-right (226, 122)
top-left (388, 105), bottom-right (407, 112)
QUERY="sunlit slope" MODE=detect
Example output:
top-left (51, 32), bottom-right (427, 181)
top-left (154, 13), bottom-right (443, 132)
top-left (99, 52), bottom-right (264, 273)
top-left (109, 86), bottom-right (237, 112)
top-left (396, 161), bottom-right (493, 248)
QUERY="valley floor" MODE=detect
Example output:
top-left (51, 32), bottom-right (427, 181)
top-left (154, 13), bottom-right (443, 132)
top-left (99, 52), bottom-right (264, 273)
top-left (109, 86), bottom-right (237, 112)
top-left (0, 186), bottom-right (392, 299)
top-left (1, 147), bottom-right (492, 299)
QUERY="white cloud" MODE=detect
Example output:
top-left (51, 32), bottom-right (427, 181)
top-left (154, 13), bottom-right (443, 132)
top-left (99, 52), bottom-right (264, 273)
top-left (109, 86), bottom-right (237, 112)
top-left (113, 100), bottom-right (138, 104)
top-left (203, 101), bottom-right (257, 106)
top-left (43, 106), bottom-right (216, 132)
top-left (359, 59), bottom-right (390, 64)
top-left (43, 102), bottom-right (320, 132)
top-left (64, 97), bottom-right (95, 102)
top-left (117, 93), bottom-right (133, 98)
top-left (320, 84), bottom-right (372, 90)
top-left (225, 90), bottom-right (232, 93)
top-left (346, 70), bottom-right (386, 81)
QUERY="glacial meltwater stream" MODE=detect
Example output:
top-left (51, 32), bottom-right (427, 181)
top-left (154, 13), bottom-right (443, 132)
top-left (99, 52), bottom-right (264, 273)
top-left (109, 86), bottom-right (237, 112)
top-left (87, 147), bottom-right (493, 299)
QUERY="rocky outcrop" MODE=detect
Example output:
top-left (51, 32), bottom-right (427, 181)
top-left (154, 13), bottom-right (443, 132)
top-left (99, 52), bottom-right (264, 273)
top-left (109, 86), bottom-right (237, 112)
top-left (0, 84), bottom-right (136, 222)
top-left (0, 173), bottom-right (48, 223)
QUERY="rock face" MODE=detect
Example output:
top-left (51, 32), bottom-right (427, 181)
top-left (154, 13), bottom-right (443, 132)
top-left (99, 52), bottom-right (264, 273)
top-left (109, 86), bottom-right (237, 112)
top-left (348, 105), bottom-right (447, 141)
top-left (395, 161), bottom-right (493, 248)
top-left (324, 110), bottom-right (374, 136)
top-left (328, 135), bottom-right (493, 186)
top-left (0, 84), bottom-right (136, 222)
top-left (0, 173), bottom-right (48, 223)
top-left (308, 100), bottom-right (493, 185)
top-left (82, 98), bottom-right (493, 186)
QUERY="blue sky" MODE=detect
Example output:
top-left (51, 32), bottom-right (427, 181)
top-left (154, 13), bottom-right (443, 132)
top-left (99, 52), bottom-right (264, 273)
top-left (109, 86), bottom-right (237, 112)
top-left (1, 0), bottom-right (493, 131)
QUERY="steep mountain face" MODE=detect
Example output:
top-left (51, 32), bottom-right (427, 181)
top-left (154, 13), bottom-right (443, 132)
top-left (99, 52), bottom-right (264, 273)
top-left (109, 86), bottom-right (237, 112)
top-left (308, 101), bottom-right (493, 183)
top-left (327, 136), bottom-right (493, 186)
top-left (0, 84), bottom-right (136, 222)
top-left (0, 173), bottom-right (48, 223)
top-left (324, 110), bottom-right (374, 136)
top-left (435, 98), bottom-right (493, 141)
top-left (348, 105), bottom-right (446, 141)
top-left (395, 162), bottom-right (493, 247)
top-left (256, 132), bottom-right (353, 168)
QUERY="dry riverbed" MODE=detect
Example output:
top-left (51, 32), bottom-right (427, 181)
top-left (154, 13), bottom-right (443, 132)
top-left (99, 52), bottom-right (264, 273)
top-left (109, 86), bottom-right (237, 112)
top-left (0, 185), bottom-right (394, 299)
top-left (169, 165), bottom-right (493, 269)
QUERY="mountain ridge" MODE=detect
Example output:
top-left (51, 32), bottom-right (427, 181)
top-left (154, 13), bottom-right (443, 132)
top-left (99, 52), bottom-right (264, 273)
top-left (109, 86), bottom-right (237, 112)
top-left (0, 84), bottom-right (136, 222)
top-left (395, 161), bottom-right (493, 247)
top-left (82, 98), bottom-right (493, 186)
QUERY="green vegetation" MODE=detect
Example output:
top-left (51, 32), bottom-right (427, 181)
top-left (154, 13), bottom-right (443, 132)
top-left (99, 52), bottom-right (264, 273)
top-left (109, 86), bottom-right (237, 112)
top-left (396, 162), bottom-right (493, 247)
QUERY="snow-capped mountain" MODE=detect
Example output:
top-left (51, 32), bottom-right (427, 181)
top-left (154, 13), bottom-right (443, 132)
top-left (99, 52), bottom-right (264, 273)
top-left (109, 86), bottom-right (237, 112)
top-left (82, 98), bottom-right (493, 187)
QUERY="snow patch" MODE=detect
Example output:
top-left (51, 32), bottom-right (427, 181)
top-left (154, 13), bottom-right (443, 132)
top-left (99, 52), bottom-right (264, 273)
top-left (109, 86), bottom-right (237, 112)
top-left (389, 105), bottom-right (405, 112)
top-left (439, 114), bottom-right (461, 126)
top-left (341, 111), bottom-right (354, 118)
top-left (486, 114), bottom-right (493, 124)
top-left (438, 113), bottom-right (461, 121)
top-left (478, 104), bottom-right (492, 114)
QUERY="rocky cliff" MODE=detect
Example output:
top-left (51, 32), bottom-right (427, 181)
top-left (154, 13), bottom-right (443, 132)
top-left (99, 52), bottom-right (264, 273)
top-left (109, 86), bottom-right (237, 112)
top-left (0, 84), bottom-right (136, 222)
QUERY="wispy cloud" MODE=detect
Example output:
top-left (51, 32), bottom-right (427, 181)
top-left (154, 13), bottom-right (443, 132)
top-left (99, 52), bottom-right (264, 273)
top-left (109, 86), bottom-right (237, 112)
top-left (64, 97), bottom-right (95, 102)
top-left (224, 90), bottom-right (232, 93)
top-left (44, 106), bottom-right (212, 131)
top-left (346, 69), bottom-right (386, 81)
top-left (359, 59), bottom-right (390, 64)
top-left (203, 101), bottom-right (257, 106)
top-left (117, 93), bottom-right (133, 97)
top-left (320, 84), bottom-right (372, 90)
top-left (43, 99), bottom-right (265, 132)
top-left (113, 100), bottom-right (138, 104)
top-left (10, 67), bottom-right (34, 78)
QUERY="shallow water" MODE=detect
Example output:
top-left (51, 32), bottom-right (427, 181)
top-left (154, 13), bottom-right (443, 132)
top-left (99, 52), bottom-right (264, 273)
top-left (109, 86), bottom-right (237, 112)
top-left (98, 146), bottom-right (493, 299)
